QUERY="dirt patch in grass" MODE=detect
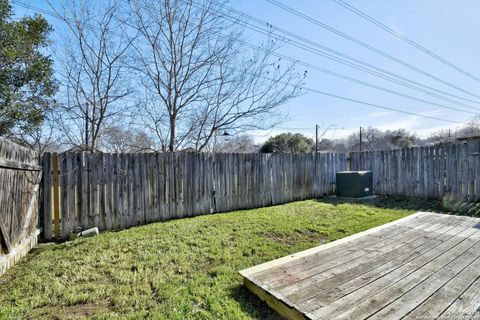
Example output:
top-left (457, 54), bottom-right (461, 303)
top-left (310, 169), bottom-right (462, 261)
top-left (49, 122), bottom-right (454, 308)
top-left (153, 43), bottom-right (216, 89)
top-left (261, 228), bottom-right (328, 246)
top-left (26, 300), bottom-right (110, 320)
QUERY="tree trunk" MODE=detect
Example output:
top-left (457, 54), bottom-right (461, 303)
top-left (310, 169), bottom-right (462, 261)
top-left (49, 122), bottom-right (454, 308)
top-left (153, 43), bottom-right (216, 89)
top-left (168, 117), bottom-right (175, 152)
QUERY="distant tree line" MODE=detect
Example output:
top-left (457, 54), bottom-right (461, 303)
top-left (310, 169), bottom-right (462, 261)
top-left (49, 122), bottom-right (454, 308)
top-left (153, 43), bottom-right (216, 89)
top-left (257, 118), bottom-right (480, 154)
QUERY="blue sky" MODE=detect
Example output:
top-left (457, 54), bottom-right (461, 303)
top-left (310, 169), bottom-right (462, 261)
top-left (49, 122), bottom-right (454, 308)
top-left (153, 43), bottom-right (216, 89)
top-left (13, 0), bottom-right (480, 142)
top-left (238, 0), bottom-right (480, 141)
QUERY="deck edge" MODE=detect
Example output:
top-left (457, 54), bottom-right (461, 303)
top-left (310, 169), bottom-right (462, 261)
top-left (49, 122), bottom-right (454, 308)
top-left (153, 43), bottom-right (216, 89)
top-left (243, 277), bottom-right (310, 320)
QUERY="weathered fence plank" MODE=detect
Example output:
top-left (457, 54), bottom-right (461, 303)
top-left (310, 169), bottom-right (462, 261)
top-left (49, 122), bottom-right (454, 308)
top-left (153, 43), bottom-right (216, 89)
top-left (40, 152), bottom-right (347, 237)
top-left (1, 138), bottom-right (41, 275)
top-left (349, 142), bottom-right (479, 202)
top-left (59, 152), bottom-right (69, 239)
top-left (37, 143), bottom-right (480, 240)
top-left (42, 152), bottom-right (52, 241)
top-left (475, 142), bottom-right (480, 202)
top-left (52, 153), bottom-right (60, 240)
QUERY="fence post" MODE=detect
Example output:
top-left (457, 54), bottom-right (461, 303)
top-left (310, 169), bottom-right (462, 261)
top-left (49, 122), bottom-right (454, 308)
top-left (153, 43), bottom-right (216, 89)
top-left (42, 152), bottom-right (52, 241)
top-left (52, 153), bottom-right (60, 240)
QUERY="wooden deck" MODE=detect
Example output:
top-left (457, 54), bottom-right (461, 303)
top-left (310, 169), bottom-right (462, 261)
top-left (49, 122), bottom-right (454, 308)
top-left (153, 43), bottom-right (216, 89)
top-left (239, 212), bottom-right (480, 320)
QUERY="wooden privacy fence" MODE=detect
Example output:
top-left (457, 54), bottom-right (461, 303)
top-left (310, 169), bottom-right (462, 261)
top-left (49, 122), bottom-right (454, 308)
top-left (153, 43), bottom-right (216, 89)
top-left (0, 138), bottom-right (42, 275)
top-left (42, 152), bottom-right (347, 240)
top-left (348, 142), bottom-right (480, 202)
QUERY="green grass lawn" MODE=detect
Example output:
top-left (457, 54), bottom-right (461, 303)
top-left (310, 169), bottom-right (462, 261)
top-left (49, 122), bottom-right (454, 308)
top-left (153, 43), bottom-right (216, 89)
top-left (0, 197), bottom-right (444, 320)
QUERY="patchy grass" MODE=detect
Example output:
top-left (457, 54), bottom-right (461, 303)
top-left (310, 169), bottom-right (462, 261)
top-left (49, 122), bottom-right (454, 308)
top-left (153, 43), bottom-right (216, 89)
top-left (0, 197), bottom-right (443, 319)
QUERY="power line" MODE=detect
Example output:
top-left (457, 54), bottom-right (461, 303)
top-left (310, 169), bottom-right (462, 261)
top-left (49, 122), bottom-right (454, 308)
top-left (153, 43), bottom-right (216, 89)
top-left (297, 84), bottom-right (466, 124)
top-left (234, 37), bottom-right (480, 115)
top-left (9, 1), bottom-right (321, 131)
top-left (386, 0), bottom-right (480, 59)
top-left (198, 0), bottom-right (480, 108)
top-left (224, 16), bottom-right (480, 111)
top-left (332, 0), bottom-right (480, 83)
top-left (261, 69), bottom-right (469, 124)
top-left (266, 0), bottom-right (480, 99)
top-left (250, 67), bottom-right (471, 125)
top-left (12, 0), bottom-right (469, 125)
top-left (16, 0), bottom-right (480, 111)
top-left (119, 0), bottom-right (480, 115)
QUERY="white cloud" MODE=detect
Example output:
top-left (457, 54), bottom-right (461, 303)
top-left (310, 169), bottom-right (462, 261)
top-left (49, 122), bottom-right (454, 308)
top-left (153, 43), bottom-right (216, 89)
top-left (375, 116), bottom-right (423, 132)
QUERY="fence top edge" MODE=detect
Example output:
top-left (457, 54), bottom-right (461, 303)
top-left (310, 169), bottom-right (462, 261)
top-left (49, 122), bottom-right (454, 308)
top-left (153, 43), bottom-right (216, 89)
top-left (0, 136), bottom-right (38, 157)
top-left (40, 141), bottom-right (476, 158)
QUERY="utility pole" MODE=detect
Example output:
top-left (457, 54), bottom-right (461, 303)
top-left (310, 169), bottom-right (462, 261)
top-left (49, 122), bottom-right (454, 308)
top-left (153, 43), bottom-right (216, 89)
top-left (359, 126), bottom-right (363, 167)
top-left (359, 126), bottom-right (362, 153)
top-left (315, 124), bottom-right (319, 153)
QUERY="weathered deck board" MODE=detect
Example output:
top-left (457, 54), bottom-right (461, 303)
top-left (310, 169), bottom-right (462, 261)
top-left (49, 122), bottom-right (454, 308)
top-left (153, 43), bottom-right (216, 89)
top-left (239, 212), bottom-right (480, 320)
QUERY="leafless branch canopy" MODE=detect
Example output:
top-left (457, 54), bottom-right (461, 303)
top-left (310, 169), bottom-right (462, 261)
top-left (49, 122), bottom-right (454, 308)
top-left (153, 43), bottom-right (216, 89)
top-left (128, 0), bottom-right (303, 151)
top-left (51, 0), bottom-right (135, 152)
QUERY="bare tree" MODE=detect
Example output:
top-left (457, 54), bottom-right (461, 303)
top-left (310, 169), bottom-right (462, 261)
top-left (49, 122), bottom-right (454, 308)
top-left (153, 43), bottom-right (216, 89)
top-left (216, 135), bottom-right (256, 153)
top-left (460, 115), bottom-right (480, 138)
top-left (425, 129), bottom-right (455, 145)
top-left (345, 127), bottom-right (417, 151)
top-left (128, 0), bottom-right (303, 152)
top-left (100, 125), bottom-right (155, 153)
top-left (385, 129), bottom-right (417, 148)
top-left (317, 138), bottom-right (334, 152)
top-left (51, 0), bottom-right (135, 152)
top-left (8, 109), bottom-right (62, 153)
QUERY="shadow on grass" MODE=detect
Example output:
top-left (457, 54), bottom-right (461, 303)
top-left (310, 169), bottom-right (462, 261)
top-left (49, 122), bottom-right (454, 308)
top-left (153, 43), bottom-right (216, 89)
top-left (315, 195), bottom-right (443, 212)
top-left (229, 284), bottom-right (283, 320)
top-left (315, 195), bottom-right (480, 217)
